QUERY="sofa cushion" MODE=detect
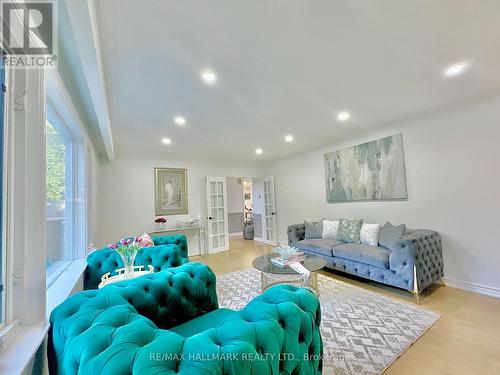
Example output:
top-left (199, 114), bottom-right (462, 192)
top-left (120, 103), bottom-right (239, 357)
top-left (333, 243), bottom-right (390, 269)
top-left (304, 220), bottom-right (323, 239)
top-left (337, 218), bottom-right (363, 243)
top-left (296, 238), bottom-right (344, 257)
top-left (170, 308), bottom-right (236, 337)
top-left (379, 222), bottom-right (406, 249)
top-left (322, 220), bottom-right (339, 239)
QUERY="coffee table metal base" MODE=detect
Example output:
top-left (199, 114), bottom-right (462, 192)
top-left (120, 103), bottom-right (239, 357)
top-left (260, 270), bottom-right (320, 295)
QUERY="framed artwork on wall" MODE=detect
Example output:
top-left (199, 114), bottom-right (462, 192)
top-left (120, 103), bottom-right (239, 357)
top-left (324, 134), bottom-right (408, 202)
top-left (154, 168), bottom-right (188, 215)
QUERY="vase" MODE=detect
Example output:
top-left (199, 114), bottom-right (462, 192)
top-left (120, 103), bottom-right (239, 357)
top-left (155, 222), bottom-right (166, 231)
top-left (118, 249), bottom-right (138, 278)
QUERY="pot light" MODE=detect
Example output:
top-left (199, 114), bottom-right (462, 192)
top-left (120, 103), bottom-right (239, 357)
top-left (174, 116), bottom-right (186, 126)
top-left (255, 148), bottom-right (263, 155)
top-left (284, 134), bottom-right (294, 143)
top-left (200, 69), bottom-right (217, 85)
top-left (161, 137), bottom-right (172, 145)
top-left (444, 61), bottom-right (469, 78)
top-left (337, 111), bottom-right (351, 122)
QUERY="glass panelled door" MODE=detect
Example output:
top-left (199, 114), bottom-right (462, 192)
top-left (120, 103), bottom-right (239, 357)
top-left (206, 177), bottom-right (229, 252)
top-left (263, 176), bottom-right (277, 245)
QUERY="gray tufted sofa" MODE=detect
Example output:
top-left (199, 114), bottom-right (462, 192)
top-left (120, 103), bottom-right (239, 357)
top-left (288, 223), bottom-right (443, 302)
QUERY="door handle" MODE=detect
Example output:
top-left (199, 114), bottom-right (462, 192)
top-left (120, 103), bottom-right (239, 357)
top-left (208, 216), bottom-right (215, 220)
top-left (270, 212), bottom-right (276, 216)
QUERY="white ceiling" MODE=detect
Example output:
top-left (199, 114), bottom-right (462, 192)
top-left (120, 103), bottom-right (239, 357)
top-left (93, 0), bottom-right (500, 162)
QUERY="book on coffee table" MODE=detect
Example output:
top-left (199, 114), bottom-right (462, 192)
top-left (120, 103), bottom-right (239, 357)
top-left (271, 252), bottom-right (306, 268)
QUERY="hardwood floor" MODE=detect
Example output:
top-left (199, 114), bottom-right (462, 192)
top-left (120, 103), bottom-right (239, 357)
top-left (192, 236), bottom-right (500, 375)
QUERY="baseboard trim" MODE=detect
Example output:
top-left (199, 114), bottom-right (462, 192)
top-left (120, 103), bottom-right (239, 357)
top-left (443, 277), bottom-right (500, 299)
top-left (229, 231), bottom-right (243, 237)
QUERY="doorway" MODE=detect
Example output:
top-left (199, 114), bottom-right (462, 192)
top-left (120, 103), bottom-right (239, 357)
top-left (225, 176), bottom-right (277, 246)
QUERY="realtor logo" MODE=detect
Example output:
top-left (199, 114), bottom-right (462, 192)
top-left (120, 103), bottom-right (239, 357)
top-left (1, 0), bottom-right (57, 68)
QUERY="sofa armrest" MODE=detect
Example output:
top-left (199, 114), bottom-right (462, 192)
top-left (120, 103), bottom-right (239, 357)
top-left (175, 284), bottom-right (323, 374)
top-left (287, 223), bottom-right (306, 245)
top-left (389, 230), bottom-right (443, 292)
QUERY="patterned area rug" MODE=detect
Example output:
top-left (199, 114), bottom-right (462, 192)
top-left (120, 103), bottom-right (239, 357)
top-left (216, 268), bottom-right (440, 375)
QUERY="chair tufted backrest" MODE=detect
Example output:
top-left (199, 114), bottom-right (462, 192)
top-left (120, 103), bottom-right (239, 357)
top-left (49, 263), bottom-right (218, 375)
top-left (83, 235), bottom-right (189, 290)
top-left (49, 269), bottom-right (323, 375)
top-left (151, 234), bottom-right (188, 262)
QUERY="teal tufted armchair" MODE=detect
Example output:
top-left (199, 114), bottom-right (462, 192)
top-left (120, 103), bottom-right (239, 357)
top-left (49, 263), bottom-right (323, 374)
top-left (84, 234), bottom-right (189, 290)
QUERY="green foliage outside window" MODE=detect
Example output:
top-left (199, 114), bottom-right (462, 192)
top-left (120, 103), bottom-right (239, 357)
top-left (46, 121), bottom-right (66, 201)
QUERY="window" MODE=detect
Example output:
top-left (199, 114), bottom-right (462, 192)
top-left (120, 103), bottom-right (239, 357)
top-left (45, 120), bottom-right (69, 274)
top-left (45, 103), bottom-right (86, 286)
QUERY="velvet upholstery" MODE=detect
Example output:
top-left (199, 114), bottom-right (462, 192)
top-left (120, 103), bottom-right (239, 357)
top-left (84, 235), bottom-right (188, 290)
top-left (296, 238), bottom-right (344, 257)
top-left (49, 263), bottom-right (323, 375)
top-left (333, 243), bottom-right (390, 269)
top-left (288, 223), bottom-right (443, 292)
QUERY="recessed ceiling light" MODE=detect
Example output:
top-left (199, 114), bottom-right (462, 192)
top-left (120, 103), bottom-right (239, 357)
top-left (200, 69), bottom-right (217, 85)
top-left (337, 111), bottom-right (351, 122)
top-left (174, 116), bottom-right (186, 126)
top-left (444, 61), bottom-right (469, 78)
top-left (255, 148), bottom-right (263, 155)
top-left (284, 134), bottom-right (294, 143)
top-left (161, 137), bottom-right (172, 145)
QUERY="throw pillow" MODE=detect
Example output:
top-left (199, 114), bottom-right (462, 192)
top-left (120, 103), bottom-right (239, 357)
top-left (323, 220), bottom-right (339, 239)
top-left (138, 232), bottom-right (154, 248)
top-left (379, 222), bottom-right (406, 249)
top-left (304, 221), bottom-right (323, 239)
top-left (337, 218), bottom-right (363, 243)
top-left (360, 223), bottom-right (381, 246)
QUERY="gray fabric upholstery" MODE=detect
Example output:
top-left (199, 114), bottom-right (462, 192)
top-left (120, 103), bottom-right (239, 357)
top-left (296, 239), bottom-right (345, 257)
top-left (390, 229), bottom-right (443, 292)
top-left (288, 223), bottom-right (306, 245)
top-left (304, 221), bottom-right (323, 239)
top-left (287, 223), bottom-right (444, 293)
top-left (333, 243), bottom-right (390, 269)
top-left (379, 222), bottom-right (406, 249)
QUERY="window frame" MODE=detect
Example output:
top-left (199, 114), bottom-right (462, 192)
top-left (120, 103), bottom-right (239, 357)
top-left (45, 87), bottom-right (88, 287)
top-left (0, 53), bottom-right (6, 331)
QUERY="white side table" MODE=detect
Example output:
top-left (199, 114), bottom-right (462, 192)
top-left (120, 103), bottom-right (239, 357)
top-left (98, 265), bottom-right (154, 288)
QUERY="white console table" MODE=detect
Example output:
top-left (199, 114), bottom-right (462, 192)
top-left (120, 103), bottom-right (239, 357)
top-left (147, 225), bottom-right (207, 257)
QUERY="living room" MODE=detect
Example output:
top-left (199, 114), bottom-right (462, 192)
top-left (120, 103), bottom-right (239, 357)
top-left (0, 1), bottom-right (499, 374)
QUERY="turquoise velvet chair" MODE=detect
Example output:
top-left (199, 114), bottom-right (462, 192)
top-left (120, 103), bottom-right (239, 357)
top-left (83, 234), bottom-right (189, 290)
top-left (49, 263), bottom-right (323, 374)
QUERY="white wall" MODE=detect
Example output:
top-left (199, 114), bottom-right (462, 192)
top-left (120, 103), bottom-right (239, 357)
top-left (226, 177), bottom-right (243, 213)
top-left (264, 97), bottom-right (500, 296)
top-left (96, 155), bottom-right (259, 254)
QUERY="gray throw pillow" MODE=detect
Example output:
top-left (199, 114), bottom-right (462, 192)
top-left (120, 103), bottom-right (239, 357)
top-left (336, 218), bottom-right (363, 243)
top-left (304, 221), bottom-right (323, 239)
top-left (379, 222), bottom-right (406, 249)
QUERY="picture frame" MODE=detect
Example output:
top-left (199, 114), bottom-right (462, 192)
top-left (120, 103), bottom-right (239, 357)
top-left (154, 168), bottom-right (188, 215)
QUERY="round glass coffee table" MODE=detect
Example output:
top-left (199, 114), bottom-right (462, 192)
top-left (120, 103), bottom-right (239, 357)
top-left (252, 252), bottom-right (326, 294)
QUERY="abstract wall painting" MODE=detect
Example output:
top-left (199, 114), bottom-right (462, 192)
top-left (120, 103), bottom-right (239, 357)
top-left (324, 134), bottom-right (408, 202)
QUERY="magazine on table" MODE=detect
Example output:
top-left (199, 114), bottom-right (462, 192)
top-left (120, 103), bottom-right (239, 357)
top-left (271, 252), bottom-right (306, 268)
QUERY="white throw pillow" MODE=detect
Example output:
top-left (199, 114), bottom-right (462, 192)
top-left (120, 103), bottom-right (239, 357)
top-left (360, 223), bottom-right (381, 246)
top-left (323, 220), bottom-right (339, 239)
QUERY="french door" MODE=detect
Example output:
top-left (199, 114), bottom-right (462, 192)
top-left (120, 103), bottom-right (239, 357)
top-left (205, 177), bottom-right (229, 253)
top-left (262, 176), bottom-right (277, 245)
